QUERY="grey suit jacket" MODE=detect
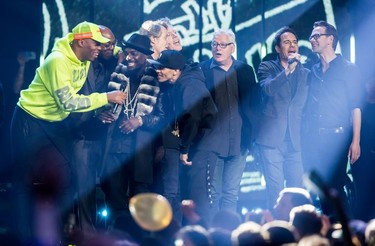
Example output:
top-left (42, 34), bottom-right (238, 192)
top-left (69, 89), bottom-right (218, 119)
top-left (255, 58), bottom-right (309, 151)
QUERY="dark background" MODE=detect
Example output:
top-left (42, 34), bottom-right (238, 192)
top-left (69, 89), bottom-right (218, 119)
top-left (0, 0), bottom-right (374, 217)
top-left (1, 0), bottom-right (374, 87)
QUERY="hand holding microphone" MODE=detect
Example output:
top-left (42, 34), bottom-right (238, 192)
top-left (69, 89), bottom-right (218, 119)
top-left (287, 53), bottom-right (301, 65)
top-left (107, 84), bottom-right (126, 113)
top-left (285, 53), bottom-right (301, 75)
top-left (107, 90), bottom-right (126, 105)
top-left (107, 71), bottom-right (129, 113)
top-left (287, 57), bottom-right (299, 65)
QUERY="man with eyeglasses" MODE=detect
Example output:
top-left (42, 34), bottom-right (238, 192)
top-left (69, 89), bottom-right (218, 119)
top-left (10, 21), bottom-right (126, 244)
top-left (255, 26), bottom-right (309, 211)
top-left (303, 21), bottom-right (363, 222)
top-left (199, 29), bottom-right (258, 219)
top-left (67, 25), bottom-right (125, 235)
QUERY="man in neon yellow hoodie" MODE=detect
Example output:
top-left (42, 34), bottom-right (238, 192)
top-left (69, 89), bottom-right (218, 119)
top-left (10, 21), bottom-right (126, 244)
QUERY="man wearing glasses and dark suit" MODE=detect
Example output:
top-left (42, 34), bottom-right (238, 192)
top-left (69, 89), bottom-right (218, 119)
top-left (199, 29), bottom-right (258, 219)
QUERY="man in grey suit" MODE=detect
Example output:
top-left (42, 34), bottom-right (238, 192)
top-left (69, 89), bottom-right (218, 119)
top-left (256, 26), bottom-right (309, 209)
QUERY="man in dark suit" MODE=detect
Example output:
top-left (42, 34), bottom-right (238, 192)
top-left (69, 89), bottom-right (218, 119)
top-left (256, 26), bottom-right (309, 209)
top-left (199, 29), bottom-right (258, 218)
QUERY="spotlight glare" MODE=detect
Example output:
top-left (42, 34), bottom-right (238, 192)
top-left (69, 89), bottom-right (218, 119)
top-left (241, 206), bottom-right (249, 215)
top-left (350, 33), bottom-right (356, 63)
top-left (252, 208), bottom-right (263, 213)
top-left (99, 209), bottom-right (108, 217)
top-left (174, 239), bottom-right (184, 246)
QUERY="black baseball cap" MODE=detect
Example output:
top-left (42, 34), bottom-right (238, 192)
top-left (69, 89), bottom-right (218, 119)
top-left (147, 50), bottom-right (186, 70)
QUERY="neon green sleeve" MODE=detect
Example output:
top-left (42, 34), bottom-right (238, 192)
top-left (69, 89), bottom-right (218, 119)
top-left (43, 53), bottom-right (108, 113)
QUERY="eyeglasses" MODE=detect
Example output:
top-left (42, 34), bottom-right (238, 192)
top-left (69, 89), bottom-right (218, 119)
top-left (211, 42), bottom-right (234, 49)
top-left (309, 33), bottom-right (331, 41)
top-left (103, 40), bottom-right (117, 49)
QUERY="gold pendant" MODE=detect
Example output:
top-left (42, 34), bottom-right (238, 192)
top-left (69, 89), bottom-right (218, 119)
top-left (171, 129), bottom-right (180, 138)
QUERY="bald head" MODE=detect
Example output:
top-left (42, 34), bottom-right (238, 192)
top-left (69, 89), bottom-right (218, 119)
top-left (99, 25), bottom-right (115, 41)
top-left (99, 25), bottom-right (116, 60)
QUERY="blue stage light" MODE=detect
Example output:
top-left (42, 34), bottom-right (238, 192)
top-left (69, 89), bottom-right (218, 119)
top-left (98, 208), bottom-right (108, 218)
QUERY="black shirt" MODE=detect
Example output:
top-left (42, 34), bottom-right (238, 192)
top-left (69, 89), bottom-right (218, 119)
top-left (211, 60), bottom-right (242, 157)
top-left (306, 55), bottom-right (363, 128)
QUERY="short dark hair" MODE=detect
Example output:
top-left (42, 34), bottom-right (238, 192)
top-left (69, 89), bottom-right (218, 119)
top-left (273, 26), bottom-right (298, 51)
top-left (290, 205), bottom-right (322, 237)
top-left (313, 20), bottom-right (339, 50)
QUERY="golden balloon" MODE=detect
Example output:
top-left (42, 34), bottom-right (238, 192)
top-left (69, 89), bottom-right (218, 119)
top-left (129, 193), bottom-right (173, 231)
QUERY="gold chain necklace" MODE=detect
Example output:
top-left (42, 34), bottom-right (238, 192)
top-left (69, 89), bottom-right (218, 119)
top-left (123, 83), bottom-right (139, 119)
top-left (171, 85), bottom-right (179, 137)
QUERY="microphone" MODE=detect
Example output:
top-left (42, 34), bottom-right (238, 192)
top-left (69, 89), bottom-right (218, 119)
top-left (108, 81), bottom-right (126, 91)
top-left (108, 82), bottom-right (127, 114)
top-left (108, 72), bottom-right (129, 114)
top-left (287, 57), bottom-right (299, 65)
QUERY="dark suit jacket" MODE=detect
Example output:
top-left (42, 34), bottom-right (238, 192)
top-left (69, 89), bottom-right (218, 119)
top-left (199, 58), bottom-right (258, 151)
top-left (68, 58), bottom-right (116, 140)
top-left (256, 59), bottom-right (309, 151)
